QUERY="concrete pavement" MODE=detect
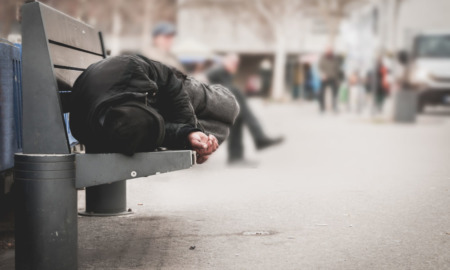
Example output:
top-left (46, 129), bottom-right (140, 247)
top-left (77, 100), bottom-right (450, 269)
top-left (2, 100), bottom-right (450, 269)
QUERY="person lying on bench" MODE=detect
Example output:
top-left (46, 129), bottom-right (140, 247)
top-left (69, 54), bottom-right (239, 164)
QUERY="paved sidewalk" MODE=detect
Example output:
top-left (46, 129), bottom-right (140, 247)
top-left (77, 101), bottom-right (450, 269)
top-left (2, 101), bottom-right (450, 269)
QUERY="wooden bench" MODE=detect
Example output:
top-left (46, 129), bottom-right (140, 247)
top-left (16, 2), bottom-right (194, 269)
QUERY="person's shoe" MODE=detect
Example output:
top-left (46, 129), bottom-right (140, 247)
top-left (255, 136), bottom-right (284, 151)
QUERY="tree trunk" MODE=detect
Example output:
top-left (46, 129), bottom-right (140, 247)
top-left (271, 33), bottom-right (287, 100)
top-left (391, 0), bottom-right (402, 52)
top-left (110, 0), bottom-right (122, 56)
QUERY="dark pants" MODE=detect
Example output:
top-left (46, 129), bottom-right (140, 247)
top-left (319, 79), bottom-right (338, 112)
top-left (228, 87), bottom-right (266, 162)
top-left (375, 87), bottom-right (386, 112)
top-left (292, 84), bottom-right (302, 99)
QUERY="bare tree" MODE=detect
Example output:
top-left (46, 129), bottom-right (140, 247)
top-left (37, 0), bottom-right (177, 54)
top-left (180, 0), bottom-right (313, 99)
top-left (316, 0), bottom-right (367, 45)
top-left (249, 0), bottom-right (309, 99)
top-left (181, 0), bottom-right (373, 99)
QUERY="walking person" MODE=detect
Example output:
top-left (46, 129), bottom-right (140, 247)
top-left (259, 59), bottom-right (272, 98)
top-left (292, 59), bottom-right (304, 100)
top-left (143, 21), bottom-right (185, 72)
top-left (303, 63), bottom-right (314, 100)
top-left (318, 48), bottom-right (341, 113)
top-left (207, 54), bottom-right (283, 164)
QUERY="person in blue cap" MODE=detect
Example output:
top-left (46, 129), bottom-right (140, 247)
top-left (143, 21), bottom-right (185, 71)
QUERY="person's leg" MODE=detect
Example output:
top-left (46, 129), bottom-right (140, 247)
top-left (376, 87), bottom-right (384, 112)
top-left (319, 80), bottom-right (328, 112)
top-left (229, 87), bottom-right (283, 150)
top-left (331, 79), bottom-right (339, 112)
top-left (305, 84), bottom-right (312, 100)
top-left (229, 87), bottom-right (266, 142)
top-left (293, 84), bottom-right (299, 99)
top-left (227, 115), bottom-right (244, 162)
top-left (299, 84), bottom-right (305, 100)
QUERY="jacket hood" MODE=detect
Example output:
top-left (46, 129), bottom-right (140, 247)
top-left (70, 55), bottom-right (159, 144)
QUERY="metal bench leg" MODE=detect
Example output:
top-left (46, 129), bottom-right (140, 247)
top-left (81, 181), bottom-right (131, 216)
top-left (14, 154), bottom-right (77, 270)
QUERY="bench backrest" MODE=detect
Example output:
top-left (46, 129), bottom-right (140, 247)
top-left (21, 2), bottom-right (106, 154)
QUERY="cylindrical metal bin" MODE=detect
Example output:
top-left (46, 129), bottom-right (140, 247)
top-left (14, 154), bottom-right (77, 270)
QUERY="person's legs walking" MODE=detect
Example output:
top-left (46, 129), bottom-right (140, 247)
top-left (229, 87), bottom-right (266, 143)
top-left (228, 87), bottom-right (283, 160)
top-left (227, 115), bottom-right (244, 162)
top-left (376, 87), bottom-right (385, 112)
top-left (319, 80), bottom-right (328, 112)
top-left (331, 79), bottom-right (339, 112)
top-left (292, 85), bottom-right (300, 100)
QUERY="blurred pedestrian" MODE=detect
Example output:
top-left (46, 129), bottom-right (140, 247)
top-left (374, 55), bottom-right (392, 112)
top-left (143, 21), bottom-right (185, 71)
top-left (318, 48), bottom-right (341, 112)
top-left (303, 62), bottom-right (313, 100)
top-left (245, 74), bottom-right (262, 96)
top-left (207, 54), bottom-right (283, 164)
top-left (192, 59), bottom-right (214, 83)
top-left (259, 59), bottom-right (272, 98)
top-left (292, 59), bottom-right (304, 100)
top-left (348, 72), bottom-right (365, 113)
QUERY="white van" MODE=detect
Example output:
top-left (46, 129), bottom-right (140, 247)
top-left (406, 31), bottom-right (450, 112)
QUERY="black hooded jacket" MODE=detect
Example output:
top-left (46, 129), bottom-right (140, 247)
top-left (69, 55), bottom-right (199, 151)
top-left (177, 74), bottom-right (239, 144)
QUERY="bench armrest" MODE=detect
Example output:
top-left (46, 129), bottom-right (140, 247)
top-left (75, 150), bottom-right (194, 188)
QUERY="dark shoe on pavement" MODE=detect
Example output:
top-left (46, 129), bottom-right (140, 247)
top-left (256, 137), bottom-right (284, 151)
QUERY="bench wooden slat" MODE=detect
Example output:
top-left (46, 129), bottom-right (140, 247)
top-left (55, 69), bottom-right (83, 91)
top-left (49, 43), bottom-right (103, 71)
top-left (40, 3), bottom-right (104, 56)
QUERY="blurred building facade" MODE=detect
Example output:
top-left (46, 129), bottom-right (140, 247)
top-left (2, 0), bottom-right (449, 97)
top-left (337, 0), bottom-right (450, 77)
top-left (176, 0), bottom-right (332, 92)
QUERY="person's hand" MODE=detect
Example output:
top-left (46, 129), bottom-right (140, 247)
top-left (188, 132), bottom-right (219, 164)
top-left (188, 132), bottom-right (218, 155)
top-left (207, 134), bottom-right (219, 153)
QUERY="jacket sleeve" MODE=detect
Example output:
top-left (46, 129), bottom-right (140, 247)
top-left (137, 55), bottom-right (200, 149)
top-left (183, 76), bottom-right (239, 145)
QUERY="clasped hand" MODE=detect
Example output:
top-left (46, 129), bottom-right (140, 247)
top-left (188, 131), bottom-right (219, 164)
